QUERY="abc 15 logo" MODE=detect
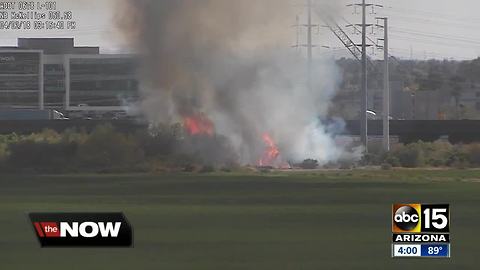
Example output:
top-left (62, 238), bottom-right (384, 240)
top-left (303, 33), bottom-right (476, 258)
top-left (392, 204), bottom-right (450, 233)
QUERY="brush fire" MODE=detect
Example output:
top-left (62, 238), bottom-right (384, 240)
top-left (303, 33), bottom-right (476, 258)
top-left (257, 133), bottom-right (291, 168)
top-left (182, 114), bottom-right (288, 168)
top-left (118, 0), bottom-right (361, 168)
top-left (183, 113), bottom-right (215, 137)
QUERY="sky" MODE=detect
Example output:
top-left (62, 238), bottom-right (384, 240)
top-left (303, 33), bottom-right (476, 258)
top-left (323, 0), bottom-right (480, 60)
top-left (0, 0), bottom-right (479, 60)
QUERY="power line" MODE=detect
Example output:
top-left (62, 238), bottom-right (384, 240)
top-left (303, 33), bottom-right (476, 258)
top-left (389, 34), bottom-right (480, 50)
top-left (383, 6), bottom-right (480, 24)
top-left (389, 47), bottom-right (473, 60)
top-left (390, 27), bottom-right (480, 46)
top-left (381, 13), bottom-right (480, 31)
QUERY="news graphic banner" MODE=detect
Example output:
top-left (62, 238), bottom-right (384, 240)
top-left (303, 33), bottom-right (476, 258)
top-left (391, 204), bottom-right (450, 258)
top-left (0, 1), bottom-right (77, 30)
top-left (29, 213), bottom-right (133, 247)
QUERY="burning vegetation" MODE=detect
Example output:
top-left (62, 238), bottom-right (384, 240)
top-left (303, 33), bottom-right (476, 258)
top-left (183, 113), bottom-right (215, 137)
top-left (182, 115), bottom-right (286, 168)
top-left (257, 133), bottom-right (282, 167)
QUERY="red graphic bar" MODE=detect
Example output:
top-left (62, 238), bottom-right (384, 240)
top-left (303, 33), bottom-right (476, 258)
top-left (33, 222), bottom-right (45, 238)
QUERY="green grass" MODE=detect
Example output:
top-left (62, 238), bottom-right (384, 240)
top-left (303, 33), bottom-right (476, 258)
top-left (0, 169), bottom-right (479, 270)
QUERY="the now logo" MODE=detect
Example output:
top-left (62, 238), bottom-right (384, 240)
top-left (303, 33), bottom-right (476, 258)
top-left (33, 222), bottom-right (122, 238)
top-left (29, 213), bottom-right (133, 247)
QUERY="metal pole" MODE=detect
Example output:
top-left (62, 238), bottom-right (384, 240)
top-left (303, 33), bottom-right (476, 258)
top-left (361, 0), bottom-right (368, 151)
top-left (382, 18), bottom-right (390, 152)
top-left (39, 52), bottom-right (44, 110)
top-left (64, 56), bottom-right (71, 110)
top-left (307, 0), bottom-right (313, 91)
top-left (295, 15), bottom-right (300, 52)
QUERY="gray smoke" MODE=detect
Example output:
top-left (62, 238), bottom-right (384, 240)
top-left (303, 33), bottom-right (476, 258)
top-left (116, 0), bottom-right (360, 165)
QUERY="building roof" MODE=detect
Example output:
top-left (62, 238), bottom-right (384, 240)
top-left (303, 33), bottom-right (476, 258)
top-left (0, 38), bottom-right (100, 55)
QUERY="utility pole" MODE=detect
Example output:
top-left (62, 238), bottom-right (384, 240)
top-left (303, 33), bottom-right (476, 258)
top-left (361, 0), bottom-right (368, 152)
top-left (377, 17), bottom-right (390, 152)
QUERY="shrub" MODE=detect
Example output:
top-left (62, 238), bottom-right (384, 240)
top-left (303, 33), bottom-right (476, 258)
top-left (339, 160), bottom-right (354, 170)
top-left (167, 153), bottom-right (197, 170)
top-left (221, 167), bottom-right (232, 173)
top-left (77, 125), bottom-right (144, 170)
top-left (184, 164), bottom-right (196, 172)
top-left (135, 125), bottom-right (179, 158)
top-left (4, 124), bottom-right (480, 173)
top-left (62, 128), bottom-right (89, 144)
top-left (25, 129), bottom-right (62, 144)
top-left (258, 167), bottom-right (272, 173)
top-left (7, 140), bottom-right (77, 172)
top-left (0, 133), bottom-right (21, 145)
top-left (387, 141), bottom-right (455, 168)
top-left (384, 155), bottom-right (401, 167)
top-left (367, 140), bottom-right (386, 156)
top-left (381, 163), bottom-right (392, 170)
top-left (299, 159), bottom-right (319, 169)
top-left (446, 146), bottom-right (469, 168)
top-left (0, 142), bottom-right (8, 161)
top-left (391, 143), bottom-right (425, 168)
top-left (220, 161), bottom-right (240, 173)
top-left (429, 158), bottom-right (445, 167)
top-left (465, 143), bottom-right (480, 166)
top-left (422, 141), bottom-right (452, 167)
top-left (360, 152), bottom-right (381, 166)
top-left (199, 165), bottom-right (215, 173)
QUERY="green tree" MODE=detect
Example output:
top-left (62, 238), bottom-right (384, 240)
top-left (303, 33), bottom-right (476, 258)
top-left (449, 75), bottom-right (466, 119)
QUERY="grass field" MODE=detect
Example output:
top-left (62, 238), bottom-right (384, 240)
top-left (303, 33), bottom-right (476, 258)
top-left (0, 169), bottom-right (479, 270)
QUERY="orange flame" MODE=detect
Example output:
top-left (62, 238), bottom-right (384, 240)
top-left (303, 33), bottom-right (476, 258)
top-left (183, 113), bottom-right (214, 136)
top-left (258, 133), bottom-right (281, 166)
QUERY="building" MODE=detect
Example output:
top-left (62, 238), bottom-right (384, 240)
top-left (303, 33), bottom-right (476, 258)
top-left (0, 38), bottom-right (139, 114)
top-left (0, 49), bottom-right (43, 109)
top-left (66, 54), bottom-right (139, 112)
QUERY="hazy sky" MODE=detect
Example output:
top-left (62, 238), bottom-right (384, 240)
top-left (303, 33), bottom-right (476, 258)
top-left (325, 0), bottom-right (480, 60)
top-left (0, 0), bottom-right (478, 60)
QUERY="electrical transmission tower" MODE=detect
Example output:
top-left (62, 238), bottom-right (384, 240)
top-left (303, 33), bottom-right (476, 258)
top-left (292, 15), bottom-right (301, 52)
top-left (346, 0), bottom-right (382, 152)
top-left (293, 0), bottom-right (319, 91)
top-left (305, 0), bottom-right (318, 90)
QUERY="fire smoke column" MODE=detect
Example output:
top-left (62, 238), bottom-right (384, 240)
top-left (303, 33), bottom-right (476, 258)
top-left (116, 0), bottom-right (361, 166)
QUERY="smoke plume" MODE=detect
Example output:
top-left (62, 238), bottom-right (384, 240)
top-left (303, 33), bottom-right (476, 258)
top-left (116, 0), bottom-right (359, 165)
